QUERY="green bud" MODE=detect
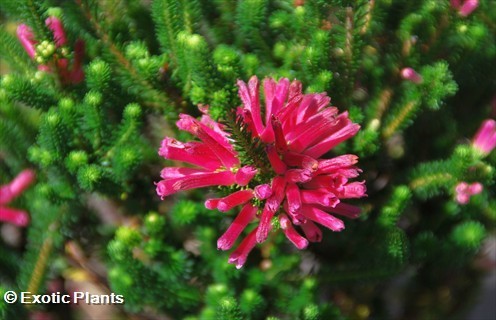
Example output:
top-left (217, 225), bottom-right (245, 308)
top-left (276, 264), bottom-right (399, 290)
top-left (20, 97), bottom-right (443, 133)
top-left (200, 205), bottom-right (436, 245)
top-left (273, 42), bottom-right (286, 59)
top-left (125, 42), bottom-right (149, 60)
top-left (144, 212), bottom-right (166, 235)
top-left (450, 221), bottom-right (486, 250)
top-left (190, 86), bottom-right (206, 105)
top-left (46, 7), bottom-right (63, 18)
top-left (240, 289), bottom-right (264, 316)
top-left (86, 59), bottom-right (111, 90)
top-left (65, 151), bottom-right (89, 174)
top-left (303, 304), bottom-right (319, 320)
top-left (59, 97), bottom-right (75, 110)
top-left (123, 103), bottom-right (142, 120)
top-left (171, 200), bottom-right (198, 226)
top-left (77, 164), bottom-right (102, 190)
top-left (115, 226), bottom-right (141, 246)
top-left (84, 91), bottom-right (103, 106)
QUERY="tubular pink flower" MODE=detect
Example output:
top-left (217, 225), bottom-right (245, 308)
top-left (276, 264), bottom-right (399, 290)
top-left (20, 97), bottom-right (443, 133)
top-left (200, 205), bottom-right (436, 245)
top-left (45, 17), bottom-right (67, 47)
top-left (0, 169), bottom-right (36, 204)
top-left (218, 203), bottom-right (257, 250)
top-left (67, 39), bottom-right (85, 84)
top-left (266, 145), bottom-right (287, 174)
top-left (156, 171), bottom-right (236, 198)
top-left (283, 152), bottom-right (318, 171)
top-left (338, 181), bottom-right (367, 198)
top-left (0, 207), bottom-right (30, 227)
top-left (0, 169), bottom-right (35, 227)
top-left (286, 183), bottom-right (302, 216)
top-left (205, 198), bottom-right (220, 210)
top-left (256, 204), bottom-right (276, 243)
top-left (17, 19), bottom-right (85, 84)
top-left (283, 201), bottom-right (306, 225)
top-left (459, 0), bottom-right (478, 16)
top-left (279, 214), bottom-right (308, 249)
top-left (177, 114), bottom-right (238, 168)
top-left (400, 67), bottom-right (423, 84)
top-left (300, 189), bottom-right (339, 207)
top-left (158, 76), bottom-right (366, 267)
top-left (472, 119), bottom-right (496, 156)
top-left (317, 203), bottom-right (362, 219)
top-left (16, 24), bottom-right (37, 59)
top-left (266, 176), bottom-right (287, 212)
top-left (235, 166), bottom-right (257, 186)
top-left (285, 169), bottom-right (312, 183)
top-left (159, 138), bottom-right (222, 170)
top-left (160, 167), bottom-right (208, 179)
top-left (301, 205), bottom-right (345, 232)
top-left (304, 114), bottom-right (361, 158)
top-left (301, 220), bottom-right (323, 242)
top-left (217, 190), bottom-right (254, 212)
top-left (316, 154), bottom-right (359, 173)
top-left (228, 227), bottom-right (258, 269)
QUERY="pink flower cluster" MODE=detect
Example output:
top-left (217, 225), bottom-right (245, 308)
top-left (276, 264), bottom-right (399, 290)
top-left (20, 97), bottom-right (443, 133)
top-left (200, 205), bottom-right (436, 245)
top-left (17, 17), bottom-right (84, 84)
top-left (156, 76), bottom-right (366, 268)
top-left (451, 0), bottom-right (479, 17)
top-left (454, 119), bottom-right (495, 205)
top-left (455, 182), bottom-right (483, 205)
top-left (0, 170), bottom-right (36, 227)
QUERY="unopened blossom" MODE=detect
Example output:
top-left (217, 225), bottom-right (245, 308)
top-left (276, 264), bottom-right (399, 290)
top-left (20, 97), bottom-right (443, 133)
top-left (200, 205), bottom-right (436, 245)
top-left (156, 76), bottom-right (366, 268)
top-left (0, 169), bottom-right (36, 227)
top-left (451, 0), bottom-right (479, 17)
top-left (400, 68), bottom-right (422, 84)
top-left (17, 17), bottom-right (84, 84)
top-left (455, 182), bottom-right (483, 205)
top-left (472, 119), bottom-right (496, 156)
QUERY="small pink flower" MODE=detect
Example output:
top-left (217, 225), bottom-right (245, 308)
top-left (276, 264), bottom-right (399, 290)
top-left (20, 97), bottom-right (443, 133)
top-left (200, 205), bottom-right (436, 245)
top-left (0, 169), bottom-right (36, 227)
top-left (451, 0), bottom-right (479, 16)
top-left (459, 0), bottom-right (479, 16)
top-left (16, 17), bottom-right (84, 84)
top-left (157, 77), bottom-right (366, 268)
top-left (472, 119), bottom-right (496, 156)
top-left (455, 182), bottom-right (483, 205)
top-left (400, 67), bottom-right (423, 84)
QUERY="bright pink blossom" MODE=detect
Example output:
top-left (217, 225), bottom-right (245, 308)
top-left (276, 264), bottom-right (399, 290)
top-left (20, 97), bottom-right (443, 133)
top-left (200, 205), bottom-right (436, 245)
top-left (16, 17), bottom-right (84, 84)
top-left (451, 0), bottom-right (479, 16)
top-left (157, 77), bottom-right (366, 268)
top-left (400, 68), bottom-right (423, 84)
top-left (472, 119), bottom-right (496, 156)
top-left (455, 182), bottom-right (483, 205)
top-left (0, 169), bottom-right (36, 227)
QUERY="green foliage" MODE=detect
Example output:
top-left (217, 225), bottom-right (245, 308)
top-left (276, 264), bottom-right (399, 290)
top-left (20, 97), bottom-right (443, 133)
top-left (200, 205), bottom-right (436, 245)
top-left (450, 220), bottom-right (486, 251)
top-left (378, 185), bottom-right (412, 227)
top-left (108, 220), bottom-right (200, 315)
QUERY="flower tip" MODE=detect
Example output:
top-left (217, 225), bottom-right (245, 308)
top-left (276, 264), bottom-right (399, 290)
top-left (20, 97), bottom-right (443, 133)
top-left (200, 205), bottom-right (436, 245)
top-left (235, 166), bottom-right (258, 186)
top-left (459, 0), bottom-right (479, 16)
top-left (15, 212), bottom-right (30, 227)
top-left (400, 67), bottom-right (423, 84)
top-left (296, 239), bottom-right (309, 250)
top-left (205, 198), bottom-right (219, 210)
top-left (254, 184), bottom-right (272, 200)
top-left (472, 119), bottom-right (496, 156)
top-left (217, 239), bottom-right (230, 251)
top-left (217, 201), bottom-right (229, 212)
